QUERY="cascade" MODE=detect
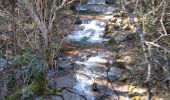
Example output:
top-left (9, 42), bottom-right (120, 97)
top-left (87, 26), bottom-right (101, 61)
top-left (76, 0), bottom-right (116, 14)
top-left (87, 0), bottom-right (106, 4)
top-left (64, 0), bottom-right (130, 99)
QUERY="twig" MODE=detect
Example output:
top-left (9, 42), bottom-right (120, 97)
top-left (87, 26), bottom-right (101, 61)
top-left (160, 1), bottom-right (168, 35)
top-left (145, 42), bottom-right (170, 53)
top-left (106, 62), bottom-right (119, 100)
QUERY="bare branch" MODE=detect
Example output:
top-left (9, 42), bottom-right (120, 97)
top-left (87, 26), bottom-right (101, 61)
top-left (160, 1), bottom-right (168, 35)
top-left (18, 0), bottom-right (48, 44)
top-left (146, 42), bottom-right (170, 53)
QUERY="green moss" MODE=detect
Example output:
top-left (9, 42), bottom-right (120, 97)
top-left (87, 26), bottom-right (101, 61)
top-left (7, 90), bottom-right (21, 100)
top-left (7, 74), bottom-right (45, 100)
top-left (107, 38), bottom-right (116, 44)
top-left (26, 77), bottom-right (45, 93)
top-left (115, 54), bottom-right (121, 59)
top-left (80, 0), bottom-right (87, 4)
top-left (52, 87), bottom-right (66, 96)
top-left (53, 91), bottom-right (62, 96)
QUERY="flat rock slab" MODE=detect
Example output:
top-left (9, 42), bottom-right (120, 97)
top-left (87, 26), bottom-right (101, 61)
top-left (62, 90), bottom-right (83, 100)
top-left (36, 96), bottom-right (63, 100)
top-left (56, 75), bottom-right (76, 88)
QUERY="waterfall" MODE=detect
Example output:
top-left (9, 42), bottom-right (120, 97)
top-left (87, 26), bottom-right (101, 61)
top-left (76, 4), bottom-right (87, 11)
top-left (75, 0), bottom-right (116, 14)
top-left (87, 0), bottom-right (106, 4)
top-left (67, 20), bottom-right (106, 43)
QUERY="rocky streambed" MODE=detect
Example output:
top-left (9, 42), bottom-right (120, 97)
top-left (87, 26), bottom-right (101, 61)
top-left (41, 0), bottom-right (149, 100)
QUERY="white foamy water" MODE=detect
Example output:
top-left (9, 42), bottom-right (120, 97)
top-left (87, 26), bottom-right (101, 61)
top-left (87, 0), bottom-right (105, 4)
top-left (74, 56), bottom-right (108, 99)
top-left (67, 20), bottom-right (107, 43)
top-left (0, 58), bottom-right (5, 71)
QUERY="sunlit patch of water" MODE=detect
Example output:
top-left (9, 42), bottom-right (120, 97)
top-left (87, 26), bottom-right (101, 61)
top-left (67, 20), bottom-right (107, 43)
top-left (73, 55), bottom-right (122, 99)
top-left (87, 0), bottom-right (106, 4)
top-left (73, 56), bottom-right (107, 99)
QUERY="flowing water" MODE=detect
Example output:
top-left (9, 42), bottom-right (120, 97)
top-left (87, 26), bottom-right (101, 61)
top-left (76, 0), bottom-right (118, 14)
top-left (67, 20), bottom-right (106, 43)
top-left (65, 0), bottom-right (130, 100)
top-left (87, 0), bottom-right (105, 4)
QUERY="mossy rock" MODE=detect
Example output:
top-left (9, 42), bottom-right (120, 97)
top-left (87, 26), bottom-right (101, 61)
top-left (7, 74), bottom-right (45, 100)
top-left (114, 61), bottom-right (126, 69)
top-left (52, 87), bottom-right (66, 96)
top-left (115, 54), bottom-right (122, 59)
top-left (107, 38), bottom-right (117, 44)
top-left (80, 0), bottom-right (87, 4)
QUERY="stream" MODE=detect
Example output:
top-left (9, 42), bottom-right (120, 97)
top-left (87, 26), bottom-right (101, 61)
top-left (40, 0), bottom-right (133, 100)
top-left (60, 0), bottom-right (130, 100)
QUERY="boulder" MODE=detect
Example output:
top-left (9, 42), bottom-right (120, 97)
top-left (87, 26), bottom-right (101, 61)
top-left (51, 96), bottom-right (63, 100)
top-left (62, 90), bottom-right (83, 100)
top-left (92, 83), bottom-right (100, 92)
top-left (56, 75), bottom-right (76, 88)
top-left (36, 96), bottom-right (63, 100)
top-left (105, 0), bottom-right (115, 4)
top-left (74, 17), bottom-right (82, 24)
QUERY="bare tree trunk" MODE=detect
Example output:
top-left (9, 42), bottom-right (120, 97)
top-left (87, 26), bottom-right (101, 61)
top-left (121, 0), bottom-right (154, 99)
top-left (17, 0), bottom-right (48, 46)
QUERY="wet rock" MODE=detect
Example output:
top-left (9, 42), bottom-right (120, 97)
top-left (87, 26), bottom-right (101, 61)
top-left (62, 90), bottom-right (82, 100)
top-left (92, 83), bottom-right (99, 92)
top-left (74, 17), bottom-right (82, 24)
top-left (58, 62), bottom-right (73, 69)
top-left (105, 0), bottom-right (115, 4)
top-left (51, 96), bottom-right (63, 100)
top-left (56, 75), bottom-right (76, 88)
top-left (96, 94), bottom-right (117, 100)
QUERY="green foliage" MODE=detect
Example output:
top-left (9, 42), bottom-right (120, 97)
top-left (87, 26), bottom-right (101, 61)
top-left (107, 38), bottom-right (116, 44)
top-left (52, 88), bottom-right (64, 96)
top-left (7, 90), bottom-right (21, 100)
top-left (16, 53), bottom-right (44, 73)
top-left (22, 89), bottom-right (33, 99)
top-left (80, 0), bottom-right (87, 4)
top-left (16, 53), bottom-right (45, 84)
top-left (7, 74), bottom-right (45, 100)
